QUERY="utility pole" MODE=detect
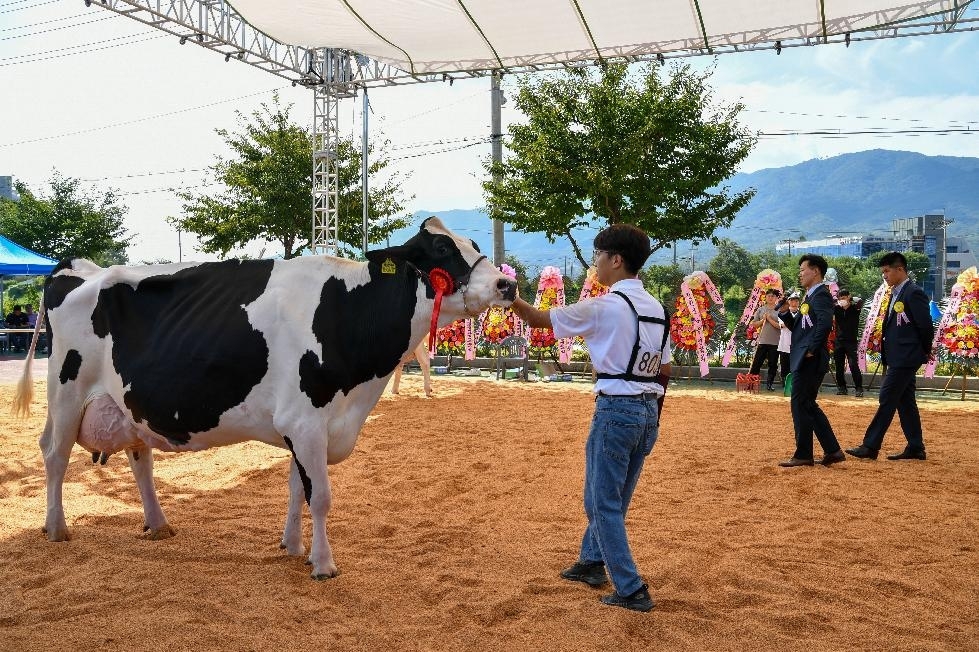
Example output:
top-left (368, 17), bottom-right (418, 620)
top-left (490, 72), bottom-right (505, 266)
top-left (361, 88), bottom-right (370, 257)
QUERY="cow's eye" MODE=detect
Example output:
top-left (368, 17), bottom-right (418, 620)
top-left (432, 236), bottom-right (453, 258)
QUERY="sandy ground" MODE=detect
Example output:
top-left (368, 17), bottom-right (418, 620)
top-left (1, 363), bottom-right (977, 651)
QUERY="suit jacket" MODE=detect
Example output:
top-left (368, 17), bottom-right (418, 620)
top-left (780, 284), bottom-right (834, 374)
top-left (881, 281), bottom-right (933, 368)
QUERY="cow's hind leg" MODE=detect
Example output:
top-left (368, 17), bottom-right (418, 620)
top-left (279, 462), bottom-right (306, 556)
top-left (283, 435), bottom-right (337, 579)
top-left (39, 414), bottom-right (74, 541)
top-left (126, 446), bottom-right (175, 540)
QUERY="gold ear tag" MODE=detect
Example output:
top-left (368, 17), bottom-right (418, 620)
top-left (381, 258), bottom-right (397, 274)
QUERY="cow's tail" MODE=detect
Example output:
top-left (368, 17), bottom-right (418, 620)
top-left (11, 298), bottom-right (45, 418)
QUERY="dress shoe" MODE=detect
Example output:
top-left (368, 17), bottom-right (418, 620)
top-left (600, 584), bottom-right (654, 612)
top-left (818, 449), bottom-right (846, 466)
top-left (887, 447), bottom-right (926, 461)
top-left (845, 445), bottom-right (878, 460)
top-left (778, 457), bottom-right (814, 467)
top-left (836, 388), bottom-right (848, 395)
top-left (560, 561), bottom-right (608, 587)
top-left (855, 389), bottom-right (864, 398)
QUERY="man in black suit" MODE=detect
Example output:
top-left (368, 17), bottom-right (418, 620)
top-left (847, 252), bottom-right (934, 461)
top-left (777, 254), bottom-right (845, 468)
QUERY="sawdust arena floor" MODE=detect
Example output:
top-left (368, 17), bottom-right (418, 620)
top-left (1, 363), bottom-right (977, 651)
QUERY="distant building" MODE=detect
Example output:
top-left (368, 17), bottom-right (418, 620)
top-left (0, 176), bottom-right (19, 202)
top-left (774, 235), bottom-right (907, 259)
top-left (945, 236), bottom-right (978, 286)
top-left (773, 210), bottom-right (961, 301)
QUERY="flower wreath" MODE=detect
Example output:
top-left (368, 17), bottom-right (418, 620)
top-left (722, 268), bottom-right (782, 367)
top-left (479, 264), bottom-right (520, 345)
top-left (940, 266), bottom-right (979, 359)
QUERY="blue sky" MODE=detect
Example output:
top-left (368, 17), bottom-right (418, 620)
top-left (1, 2), bottom-right (977, 263)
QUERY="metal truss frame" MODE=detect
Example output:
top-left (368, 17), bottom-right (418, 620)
top-left (85, 0), bottom-right (979, 255)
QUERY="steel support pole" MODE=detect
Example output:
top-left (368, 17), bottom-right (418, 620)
top-left (490, 72), bottom-right (505, 267)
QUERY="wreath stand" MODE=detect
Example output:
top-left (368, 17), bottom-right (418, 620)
top-left (865, 359), bottom-right (884, 391)
top-left (674, 348), bottom-right (712, 384)
top-left (940, 361), bottom-right (975, 401)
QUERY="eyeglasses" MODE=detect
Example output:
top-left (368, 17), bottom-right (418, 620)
top-left (592, 249), bottom-right (618, 263)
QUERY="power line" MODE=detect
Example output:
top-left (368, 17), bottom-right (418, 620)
top-left (0, 87), bottom-right (285, 147)
top-left (1, 14), bottom-right (111, 40)
top-left (758, 127), bottom-right (977, 138)
top-left (0, 0), bottom-right (61, 14)
top-left (390, 138), bottom-right (491, 162)
top-left (0, 33), bottom-right (165, 67)
top-left (0, 10), bottom-right (91, 31)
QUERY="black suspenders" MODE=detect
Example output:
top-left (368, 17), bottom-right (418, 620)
top-left (595, 291), bottom-right (670, 382)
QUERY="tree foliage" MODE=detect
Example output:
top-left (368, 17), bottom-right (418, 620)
top-left (483, 62), bottom-right (756, 268)
top-left (0, 173), bottom-right (131, 266)
top-left (174, 94), bottom-right (412, 259)
top-left (706, 238), bottom-right (756, 294)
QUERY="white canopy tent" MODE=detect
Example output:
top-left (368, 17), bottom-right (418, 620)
top-left (229, 0), bottom-right (969, 75)
top-left (88, 0), bottom-right (977, 256)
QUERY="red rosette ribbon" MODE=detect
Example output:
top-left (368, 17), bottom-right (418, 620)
top-left (429, 268), bottom-right (455, 354)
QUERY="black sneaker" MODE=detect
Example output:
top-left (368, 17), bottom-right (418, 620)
top-left (560, 561), bottom-right (608, 587)
top-left (836, 388), bottom-right (848, 395)
top-left (600, 583), bottom-right (654, 612)
top-left (855, 389), bottom-right (864, 398)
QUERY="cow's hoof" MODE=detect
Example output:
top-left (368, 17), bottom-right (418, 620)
top-left (311, 568), bottom-right (341, 580)
top-left (280, 541), bottom-right (306, 556)
top-left (142, 524), bottom-right (176, 540)
top-left (42, 525), bottom-right (70, 542)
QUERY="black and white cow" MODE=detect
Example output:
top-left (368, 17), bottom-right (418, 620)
top-left (13, 217), bottom-right (516, 579)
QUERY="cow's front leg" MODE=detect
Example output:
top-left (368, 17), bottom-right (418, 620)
top-left (283, 435), bottom-right (337, 579)
top-left (279, 461), bottom-right (306, 556)
top-left (126, 446), bottom-right (175, 540)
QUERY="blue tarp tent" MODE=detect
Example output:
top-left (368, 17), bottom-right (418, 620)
top-left (0, 235), bottom-right (56, 276)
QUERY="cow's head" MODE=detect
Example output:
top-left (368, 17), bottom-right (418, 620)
top-left (366, 216), bottom-right (516, 319)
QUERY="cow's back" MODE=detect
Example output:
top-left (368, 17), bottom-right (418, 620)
top-left (45, 258), bottom-right (277, 447)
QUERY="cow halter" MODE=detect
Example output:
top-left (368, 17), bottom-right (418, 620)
top-left (426, 254), bottom-right (487, 354)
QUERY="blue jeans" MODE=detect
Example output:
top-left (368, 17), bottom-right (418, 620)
top-left (578, 395), bottom-right (659, 596)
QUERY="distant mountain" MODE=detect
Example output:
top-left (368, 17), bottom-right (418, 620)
top-left (395, 150), bottom-right (979, 271)
top-left (715, 149), bottom-right (979, 252)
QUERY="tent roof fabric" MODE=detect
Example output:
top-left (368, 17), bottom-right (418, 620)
top-left (228, 0), bottom-right (961, 74)
top-left (0, 235), bottom-right (57, 276)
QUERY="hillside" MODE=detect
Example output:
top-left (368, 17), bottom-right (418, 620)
top-left (396, 150), bottom-right (979, 270)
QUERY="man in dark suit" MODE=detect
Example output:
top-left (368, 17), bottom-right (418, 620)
top-left (846, 252), bottom-right (934, 461)
top-left (777, 254), bottom-right (845, 468)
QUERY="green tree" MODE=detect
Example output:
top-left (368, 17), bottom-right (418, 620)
top-left (175, 94), bottom-right (412, 259)
top-left (706, 238), bottom-right (756, 292)
top-left (0, 174), bottom-right (131, 265)
top-left (505, 254), bottom-right (537, 304)
top-left (483, 62), bottom-right (756, 268)
top-left (641, 263), bottom-right (684, 310)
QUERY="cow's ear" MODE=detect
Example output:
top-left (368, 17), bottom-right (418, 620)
top-left (366, 244), bottom-right (418, 265)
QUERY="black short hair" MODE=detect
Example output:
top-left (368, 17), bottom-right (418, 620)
top-left (838, 288), bottom-right (850, 297)
top-left (799, 253), bottom-right (828, 278)
top-left (12, 305), bottom-right (22, 311)
top-left (593, 223), bottom-right (651, 275)
top-left (879, 251), bottom-right (907, 270)
top-left (765, 288), bottom-right (781, 296)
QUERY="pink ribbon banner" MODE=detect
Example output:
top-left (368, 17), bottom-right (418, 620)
top-left (680, 281), bottom-right (710, 377)
top-left (722, 285), bottom-right (763, 367)
top-left (857, 282), bottom-right (889, 373)
top-left (464, 316), bottom-right (476, 360)
top-left (924, 285), bottom-right (963, 377)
